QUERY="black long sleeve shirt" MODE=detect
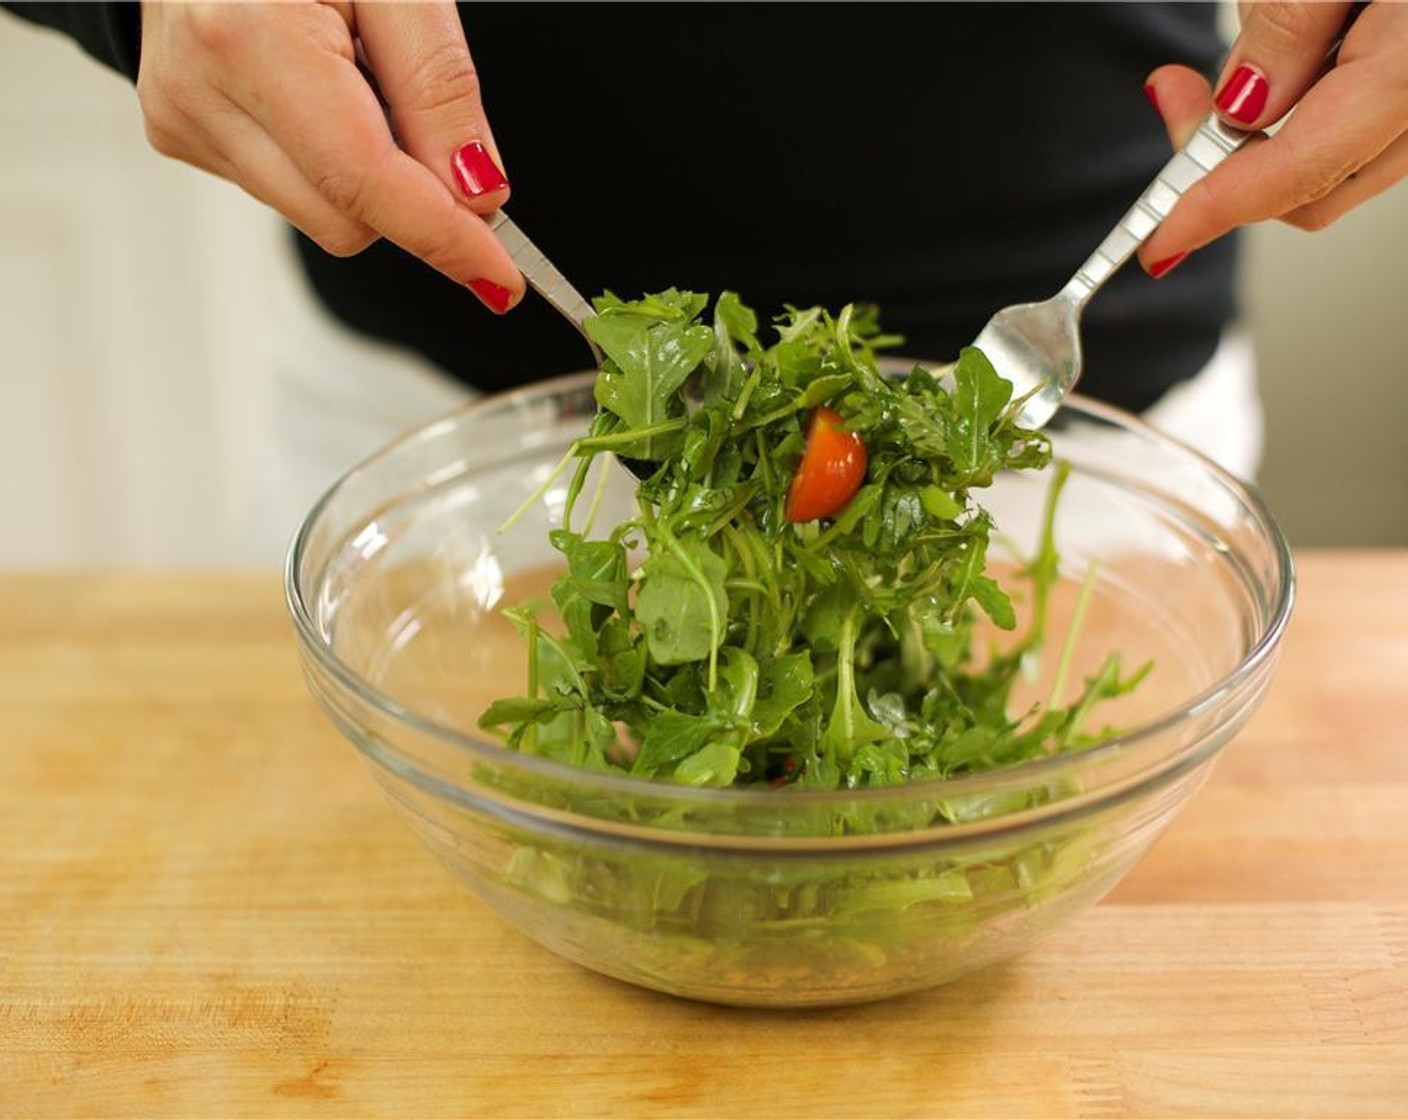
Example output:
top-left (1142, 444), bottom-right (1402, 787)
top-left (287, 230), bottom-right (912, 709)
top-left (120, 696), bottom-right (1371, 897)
top-left (4, 1), bottom-right (1239, 412)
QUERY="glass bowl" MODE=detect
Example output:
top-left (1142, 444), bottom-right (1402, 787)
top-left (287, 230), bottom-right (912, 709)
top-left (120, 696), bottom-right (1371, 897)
top-left (286, 372), bottom-right (1293, 1007)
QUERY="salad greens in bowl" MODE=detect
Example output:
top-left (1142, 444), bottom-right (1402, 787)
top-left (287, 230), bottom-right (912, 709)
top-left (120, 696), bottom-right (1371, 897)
top-left (286, 291), bottom-right (1293, 1007)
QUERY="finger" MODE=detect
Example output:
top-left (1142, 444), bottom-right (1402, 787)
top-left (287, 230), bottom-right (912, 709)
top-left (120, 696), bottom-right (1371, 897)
top-left (198, 105), bottom-right (379, 257)
top-left (354, 1), bottom-right (509, 215)
top-left (1144, 64), bottom-right (1215, 149)
top-left (1139, 64), bottom-right (1240, 278)
top-left (1281, 125), bottom-right (1408, 231)
top-left (224, 27), bottom-right (524, 307)
top-left (138, 52), bottom-right (377, 257)
top-left (320, 1), bottom-right (355, 30)
top-left (1139, 54), bottom-right (1408, 268)
top-left (1213, 1), bottom-right (1353, 128)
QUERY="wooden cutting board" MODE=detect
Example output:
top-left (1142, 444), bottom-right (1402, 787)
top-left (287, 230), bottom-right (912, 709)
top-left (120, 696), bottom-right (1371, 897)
top-left (2, 551), bottom-right (1406, 1117)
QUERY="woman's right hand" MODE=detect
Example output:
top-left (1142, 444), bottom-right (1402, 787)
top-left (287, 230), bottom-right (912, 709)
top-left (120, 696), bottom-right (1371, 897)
top-left (136, 1), bottom-right (523, 313)
top-left (1140, 1), bottom-right (1408, 279)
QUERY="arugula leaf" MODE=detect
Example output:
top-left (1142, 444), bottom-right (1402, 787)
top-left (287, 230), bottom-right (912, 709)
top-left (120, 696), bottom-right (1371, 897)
top-left (634, 710), bottom-right (729, 777)
top-left (819, 610), bottom-right (891, 767)
top-left (751, 653), bottom-right (814, 737)
top-left (550, 530), bottom-right (630, 613)
top-left (673, 741), bottom-right (742, 788)
top-left (478, 695), bottom-right (575, 731)
top-left (701, 290), bottom-right (760, 407)
top-left (944, 346), bottom-right (1014, 479)
top-left (710, 646), bottom-right (760, 722)
top-left (950, 532), bottom-right (1017, 631)
top-left (490, 290), bottom-right (1145, 799)
top-left (634, 532), bottom-right (728, 666)
top-left (588, 295), bottom-right (714, 460)
top-left (595, 617), bottom-right (647, 701)
top-left (549, 530), bottom-right (631, 662)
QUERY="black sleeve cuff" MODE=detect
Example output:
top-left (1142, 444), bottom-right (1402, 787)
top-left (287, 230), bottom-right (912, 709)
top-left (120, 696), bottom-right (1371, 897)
top-left (2, 1), bottom-right (142, 81)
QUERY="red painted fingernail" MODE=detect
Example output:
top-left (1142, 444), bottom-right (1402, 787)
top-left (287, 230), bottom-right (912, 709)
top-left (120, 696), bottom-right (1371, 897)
top-left (1148, 251), bottom-right (1188, 279)
top-left (468, 278), bottom-right (513, 314)
top-left (1144, 83), bottom-right (1159, 113)
top-left (451, 141), bottom-right (509, 197)
top-left (1215, 64), bottom-right (1269, 125)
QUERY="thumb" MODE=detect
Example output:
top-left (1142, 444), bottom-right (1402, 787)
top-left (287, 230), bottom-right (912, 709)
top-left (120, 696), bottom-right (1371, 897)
top-left (354, 1), bottom-right (510, 216)
top-left (1144, 64), bottom-right (1215, 151)
top-left (1212, 1), bottom-right (1353, 129)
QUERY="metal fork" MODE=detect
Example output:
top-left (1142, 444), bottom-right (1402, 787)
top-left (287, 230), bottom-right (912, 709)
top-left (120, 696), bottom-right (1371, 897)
top-left (974, 111), bottom-right (1250, 430)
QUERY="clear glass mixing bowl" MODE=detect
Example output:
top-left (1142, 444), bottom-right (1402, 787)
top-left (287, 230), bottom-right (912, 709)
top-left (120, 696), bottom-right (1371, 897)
top-left (286, 373), bottom-right (1293, 1007)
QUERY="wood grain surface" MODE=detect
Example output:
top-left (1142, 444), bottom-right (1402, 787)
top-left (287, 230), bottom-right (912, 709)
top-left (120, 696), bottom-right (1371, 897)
top-left (2, 552), bottom-right (1406, 1118)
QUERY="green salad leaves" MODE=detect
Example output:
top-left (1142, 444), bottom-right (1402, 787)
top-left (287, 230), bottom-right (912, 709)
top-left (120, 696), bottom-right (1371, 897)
top-left (480, 290), bottom-right (1146, 790)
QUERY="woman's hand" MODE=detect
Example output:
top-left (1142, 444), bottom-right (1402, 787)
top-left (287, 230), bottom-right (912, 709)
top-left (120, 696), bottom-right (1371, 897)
top-left (1140, 0), bottom-right (1408, 277)
top-left (136, 1), bottom-right (523, 312)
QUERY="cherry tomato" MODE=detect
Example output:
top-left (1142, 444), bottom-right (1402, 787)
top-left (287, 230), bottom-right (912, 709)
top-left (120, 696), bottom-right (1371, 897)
top-left (785, 406), bottom-right (868, 523)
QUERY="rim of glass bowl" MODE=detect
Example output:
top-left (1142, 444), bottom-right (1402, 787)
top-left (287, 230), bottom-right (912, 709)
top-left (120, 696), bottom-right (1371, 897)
top-left (285, 370), bottom-right (1295, 846)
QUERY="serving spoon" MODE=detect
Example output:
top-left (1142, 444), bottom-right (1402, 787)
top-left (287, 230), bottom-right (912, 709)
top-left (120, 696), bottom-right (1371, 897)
top-left (484, 209), bottom-right (603, 367)
top-left (485, 210), bottom-right (662, 479)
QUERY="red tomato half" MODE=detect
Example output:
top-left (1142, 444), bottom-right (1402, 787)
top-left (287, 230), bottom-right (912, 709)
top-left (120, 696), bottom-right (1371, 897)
top-left (785, 406), bottom-right (868, 523)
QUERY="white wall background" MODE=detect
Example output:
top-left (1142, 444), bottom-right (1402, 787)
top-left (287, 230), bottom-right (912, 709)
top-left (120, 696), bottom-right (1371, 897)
top-left (1, 13), bottom-right (1405, 568)
top-left (0, 15), bottom-right (279, 566)
top-left (1248, 208), bottom-right (1408, 547)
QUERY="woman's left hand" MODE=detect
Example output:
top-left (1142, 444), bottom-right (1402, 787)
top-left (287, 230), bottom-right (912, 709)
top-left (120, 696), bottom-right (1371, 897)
top-left (1139, 0), bottom-right (1408, 277)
